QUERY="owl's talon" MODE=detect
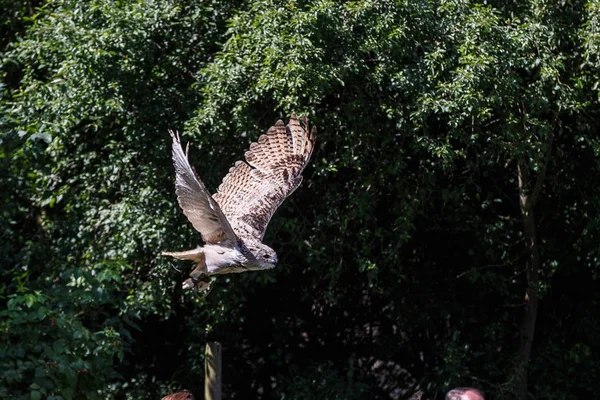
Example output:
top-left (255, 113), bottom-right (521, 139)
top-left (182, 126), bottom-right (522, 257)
top-left (182, 271), bottom-right (213, 299)
top-left (193, 278), bottom-right (215, 300)
top-left (191, 269), bottom-right (210, 288)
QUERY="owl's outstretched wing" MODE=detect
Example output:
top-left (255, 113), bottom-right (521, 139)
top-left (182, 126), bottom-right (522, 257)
top-left (213, 114), bottom-right (317, 241)
top-left (169, 130), bottom-right (237, 245)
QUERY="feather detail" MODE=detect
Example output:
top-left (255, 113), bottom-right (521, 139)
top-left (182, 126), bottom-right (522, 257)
top-left (213, 115), bottom-right (317, 240)
top-left (168, 130), bottom-right (237, 245)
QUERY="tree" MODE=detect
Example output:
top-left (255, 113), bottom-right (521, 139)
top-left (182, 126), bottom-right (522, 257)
top-left (1, 0), bottom-right (240, 397)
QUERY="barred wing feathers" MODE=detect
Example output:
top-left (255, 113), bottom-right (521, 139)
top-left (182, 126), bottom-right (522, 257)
top-left (169, 130), bottom-right (237, 245)
top-left (213, 114), bottom-right (316, 241)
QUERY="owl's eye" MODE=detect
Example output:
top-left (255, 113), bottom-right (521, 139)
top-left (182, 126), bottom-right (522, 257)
top-left (263, 254), bottom-right (270, 259)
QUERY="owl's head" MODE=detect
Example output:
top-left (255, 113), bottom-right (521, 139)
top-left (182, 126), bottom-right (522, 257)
top-left (255, 243), bottom-right (278, 269)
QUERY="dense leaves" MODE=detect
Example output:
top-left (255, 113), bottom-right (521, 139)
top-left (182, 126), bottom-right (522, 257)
top-left (2, 0), bottom-right (599, 399)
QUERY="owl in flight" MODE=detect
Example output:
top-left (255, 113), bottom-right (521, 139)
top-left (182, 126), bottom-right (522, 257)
top-left (163, 114), bottom-right (317, 293)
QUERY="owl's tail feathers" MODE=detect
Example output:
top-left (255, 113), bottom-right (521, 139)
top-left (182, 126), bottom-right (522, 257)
top-left (162, 248), bottom-right (204, 262)
top-left (162, 248), bottom-right (210, 292)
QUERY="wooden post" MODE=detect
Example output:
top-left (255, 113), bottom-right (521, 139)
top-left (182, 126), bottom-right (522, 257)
top-left (205, 342), bottom-right (222, 400)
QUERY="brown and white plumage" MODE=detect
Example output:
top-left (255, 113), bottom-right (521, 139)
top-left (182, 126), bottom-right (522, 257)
top-left (168, 133), bottom-right (237, 245)
top-left (163, 114), bottom-right (316, 291)
top-left (215, 115), bottom-right (316, 240)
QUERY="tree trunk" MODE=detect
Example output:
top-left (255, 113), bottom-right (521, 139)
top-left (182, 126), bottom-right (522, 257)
top-left (514, 131), bottom-right (553, 399)
top-left (516, 162), bottom-right (540, 399)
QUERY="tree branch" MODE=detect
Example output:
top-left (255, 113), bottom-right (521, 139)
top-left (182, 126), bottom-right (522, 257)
top-left (517, 159), bottom-right (529, 212)
top-left (529, 131), bottom-right (554, 207)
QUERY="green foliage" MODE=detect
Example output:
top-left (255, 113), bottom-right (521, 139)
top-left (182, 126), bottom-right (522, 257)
top-left (1, 0), bottom-right (239, 397)
top-left (2, 0), bottom-right (600, 399)
top-left (0, 289), bottom-right (124, 400)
